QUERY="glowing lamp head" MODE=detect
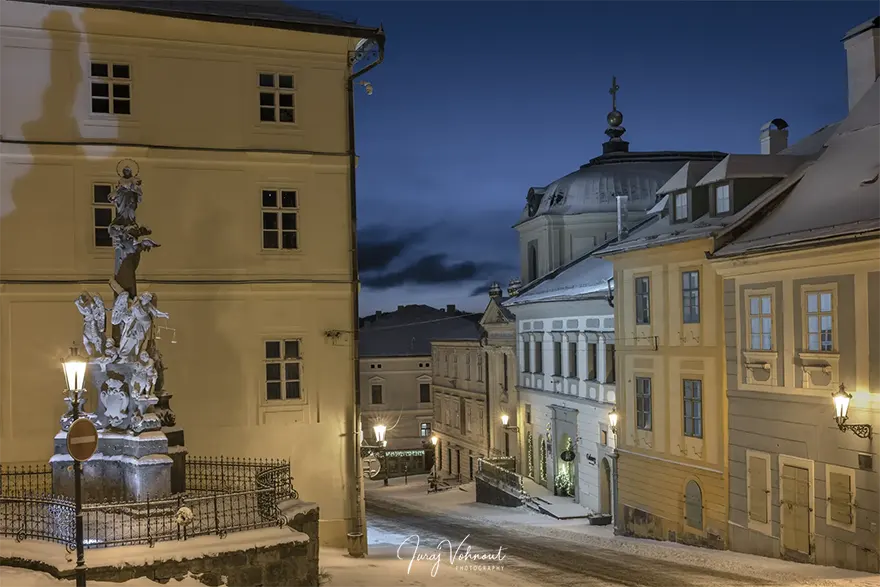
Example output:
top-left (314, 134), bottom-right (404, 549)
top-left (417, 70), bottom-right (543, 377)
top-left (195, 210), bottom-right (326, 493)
top-left (500, 414), bottom-right (510, 427)
top-left (62, 344), bottom-right (88, 391)
top-left (832, 385), bottom-right (852, 421)
top-left (431, 435), bottom-right (438, 446)
top-left (373, 424), bottom-right (387, 444)
top-left (608, 408), bottom-right (619, 432)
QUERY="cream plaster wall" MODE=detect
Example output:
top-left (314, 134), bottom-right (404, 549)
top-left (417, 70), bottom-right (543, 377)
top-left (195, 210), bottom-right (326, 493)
top-left (359, 356), bottom-right (432, 450)
top-left (0, 1), bottom-right (362, 547)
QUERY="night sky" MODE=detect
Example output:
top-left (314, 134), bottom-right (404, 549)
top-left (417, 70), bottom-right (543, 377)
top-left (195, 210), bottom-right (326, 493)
top-left (299, 1), bottom-right (877, 316)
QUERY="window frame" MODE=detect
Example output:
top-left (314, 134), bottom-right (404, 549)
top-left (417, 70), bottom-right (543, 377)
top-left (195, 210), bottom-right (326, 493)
top-left (825, 464), bottom-right (856, 532)
top-left (567, 341), bottom-right (578, 379)
top-left (682, 378), bottom-right (703, 439)
top-left (673, 191), bottom-right (689, 222)
top-left (635, 376), bottom-right (652, 431)
top-left (370, 383), bottom-right (383, 405)
top-left (419, 382), bottom-right (431, 404)
top-left (587, 342), bottom-right (597, 380)
top-left (746, 289), bottom-right (775, 351)
top-left (419, 421), bottom-right (431, 438)
top-left (258, 71), bottom-right (296, 124)
top-left (635, 276), bottom-right (651, 325)
top-left (681, 270), bottom-right (701, 325)
top-left (260, 188), bottom-right (299, 252)
top-left (534, 340), bottom-right (543, 374)
top-left (89, 60), bottom-right (132, 116)
top-left (91, 183), bottom-right (115, 249)
top-left (802, 283), bottom-right (838, 353)
top-left (715, 183), bottom-right (731, 215)
top-left (552, 341), bottom-right (563, 377)
top-left (263, 338), bottom-right (303, 403)
top-left (523, 337), bottom-right (531, 373)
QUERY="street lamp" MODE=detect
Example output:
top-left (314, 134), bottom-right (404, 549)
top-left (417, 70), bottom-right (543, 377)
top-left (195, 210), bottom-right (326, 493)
top-left (608, 408), bottom-right (619, 435)
top-left (373, 424), bottom-right (388, 486)
top-left (831, 384), bottom-right (872, 439)
top-left (62, 344), bottom-right (88, 587)
top-left (430, 435), bottom-right (438, 482)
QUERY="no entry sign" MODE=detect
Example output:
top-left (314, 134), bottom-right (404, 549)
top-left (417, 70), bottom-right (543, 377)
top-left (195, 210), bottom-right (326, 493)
top-left (67, 418), bottom-right (98, 462)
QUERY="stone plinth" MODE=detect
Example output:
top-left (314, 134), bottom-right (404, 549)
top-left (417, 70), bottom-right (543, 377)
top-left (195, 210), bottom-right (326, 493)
top-left (51, 430), bottom-right (172, 502)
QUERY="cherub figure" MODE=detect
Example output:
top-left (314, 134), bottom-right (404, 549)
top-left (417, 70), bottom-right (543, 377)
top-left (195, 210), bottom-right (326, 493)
top-left (74, 293), bottom-right (107, 356)
top-left (94, 339), bottom-right (120, 372)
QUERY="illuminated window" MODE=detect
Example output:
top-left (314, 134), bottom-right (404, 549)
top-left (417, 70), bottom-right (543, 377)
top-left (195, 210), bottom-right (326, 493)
top-left (261, 189), bottom-right (298, 250)
top-left (92, 184), bottom-right (114, 247)
top-left (90, 61), bottom-right (131, 115)
top-left (264, 340), bottom-right (301, 400)
top-left (259, 72), bottom-right (295, 123)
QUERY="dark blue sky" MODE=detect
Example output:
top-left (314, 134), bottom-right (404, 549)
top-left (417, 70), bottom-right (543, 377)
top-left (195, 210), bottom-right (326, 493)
top-left (300, 1), bottom-right (877, 315)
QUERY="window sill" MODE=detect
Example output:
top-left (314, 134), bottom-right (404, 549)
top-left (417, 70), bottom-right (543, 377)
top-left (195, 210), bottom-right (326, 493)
top-left (797, 351), bottom-right (839, 389)
top-left (252, 122), bottom-right (305, 136)
top-left (260, 249), bottom-right (303, 257)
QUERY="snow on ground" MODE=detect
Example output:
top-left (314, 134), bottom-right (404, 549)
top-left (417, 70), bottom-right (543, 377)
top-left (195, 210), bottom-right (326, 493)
top-left (0, 567), bottom-right (206, 586)
top-left (366, 475), bottom-right (879, 587)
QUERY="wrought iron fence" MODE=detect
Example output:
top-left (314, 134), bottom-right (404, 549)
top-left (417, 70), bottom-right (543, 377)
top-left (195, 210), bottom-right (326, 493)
top-left (0, 457), bottom-right (297, 549)
top-left (477, 458), bottom-right (523, 493)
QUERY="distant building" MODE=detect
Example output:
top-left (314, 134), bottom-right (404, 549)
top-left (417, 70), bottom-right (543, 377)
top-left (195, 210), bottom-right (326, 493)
top-left (360, 304), bottom-right (477, 476)
top-left (0, 0), bottom-right (383, 548)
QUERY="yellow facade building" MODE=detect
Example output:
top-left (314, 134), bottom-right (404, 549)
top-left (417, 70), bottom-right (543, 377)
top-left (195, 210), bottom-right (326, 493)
top-left (0, 0), bottom-right (383, 547)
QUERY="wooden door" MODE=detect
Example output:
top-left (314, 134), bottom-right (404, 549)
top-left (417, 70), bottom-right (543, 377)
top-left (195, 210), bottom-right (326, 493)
top-left (781, 464), bottom-right (811, 558)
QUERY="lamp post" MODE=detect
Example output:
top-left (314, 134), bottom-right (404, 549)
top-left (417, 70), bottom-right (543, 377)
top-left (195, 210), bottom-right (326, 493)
top-left (832, 384), bottom-right (873, 439)
top-left (62, 344), bottom-right (89, 587)
top-left (430, 435), bottom-right (438, 481)
top-left (373, 424), bottom-right (388, 486)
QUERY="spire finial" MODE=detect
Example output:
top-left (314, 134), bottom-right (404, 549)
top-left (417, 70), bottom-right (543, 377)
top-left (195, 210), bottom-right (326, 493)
top-left (609, 76), bottom-right (619, 112)
top-left (602, 75), bottom-right (628, 154)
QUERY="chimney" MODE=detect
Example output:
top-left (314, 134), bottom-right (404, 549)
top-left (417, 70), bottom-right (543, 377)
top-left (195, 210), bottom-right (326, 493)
top-left (843, 17), bottom-right (880, 111)
top-left (397, 305), bottom-right (405, 311)
top-left (760, 119), bottom-right (789, 154)
top-left (616, 195), bottom-right (629, 240)
top-left (375, 310), bottom-right (383, 319)
top-left (446, 304), bottom-right (456, 314)
top-left (507, 278), bottom-right (522, 297)
top-left (488, 282), bottom-right (502, 299)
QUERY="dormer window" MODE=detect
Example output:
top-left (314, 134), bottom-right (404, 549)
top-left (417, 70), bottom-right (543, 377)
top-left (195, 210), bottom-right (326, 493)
top-left (715, 183), bottom-right (730, 214)
top-left (674, 192), bottom-right (688, 221)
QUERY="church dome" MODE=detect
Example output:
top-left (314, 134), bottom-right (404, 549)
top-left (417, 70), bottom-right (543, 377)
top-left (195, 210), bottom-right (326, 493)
top-left (518, 151), bottom-right (726, 224)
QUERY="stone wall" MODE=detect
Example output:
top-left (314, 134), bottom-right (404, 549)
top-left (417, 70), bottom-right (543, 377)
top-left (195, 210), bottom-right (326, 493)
top-left (475, 475), bottom-right (522, 508)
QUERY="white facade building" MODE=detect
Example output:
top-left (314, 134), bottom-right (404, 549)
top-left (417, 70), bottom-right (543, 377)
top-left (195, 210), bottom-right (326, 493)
top-left (505, 256), bottom-right (617, 515)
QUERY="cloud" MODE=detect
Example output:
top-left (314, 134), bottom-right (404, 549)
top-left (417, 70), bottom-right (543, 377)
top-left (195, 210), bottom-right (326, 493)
top-left (361, 254), bottom-right (507, 290)
top-left (468, 281), bottom-right (496, 297)
top-left (357, 228), bottom-right (422, 272)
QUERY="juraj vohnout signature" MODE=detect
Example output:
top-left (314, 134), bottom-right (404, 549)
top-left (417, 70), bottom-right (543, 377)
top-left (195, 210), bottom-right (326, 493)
top-left (397, 534), bottom-right (507, 576)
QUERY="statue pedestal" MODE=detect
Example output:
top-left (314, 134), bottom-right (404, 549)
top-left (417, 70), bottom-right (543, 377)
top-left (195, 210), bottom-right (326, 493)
top-left (51, 430), bottom-right (172, 502)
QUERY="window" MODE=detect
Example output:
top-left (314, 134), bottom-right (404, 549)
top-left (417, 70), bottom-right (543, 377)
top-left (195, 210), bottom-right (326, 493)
top-left (587, 343), bottom-right (597, 380)
top-left (683, 379), bottom-right (703, 438)
top-left (635, 277), bottom-right (651, 325)
top-left (503, 354), bottom-right (509, 390)
top-left (567, 342), bottom-right (577, 378)
top-left (715, 183), bottom-right (730, 214)
top-left (826, 465), bottom-right (855, 531)
top-left (605, 344), bottom-right (616, 383)
top-left (264, 339), bottom-right (301, 401)
top-left (600, 429), bottom-right (608, 446)
top-left (465, 404), bottom-right (472, 433)
top-left (635, 377), bottom-right (652, 430)
top-left (525, 403), bottom-right (531, 425)
top-left (261, 189), bottom-right (298, 250)
top-left (370, 384), bottom-right (383, 405)
top-left (682, 271), bottom-right (700, 324)
top-left (419, 383), bottom-right (431, 403)
top-left (523, 339), bottom-right (531, 373)
top-left (90, 61), bottom-right (131, 115)
top-left (258, 72), bottom-right (295, 123)
top-left (747, 451), bottom-right (770, 526)
top-left (674, 192), bottom-right (688, 221)
top-left (805, 290), bottom-right (834, 351)
top-left (534, 340), bottom-right (543, 373)
top-left (748, 295), bottom-right (773, 350)
top-left (92, 184), bottom-right (114, 247)
top-left (420, 422), bottom-right (431, 438)
top-left (477, 353), bottom-right (484, 382)
top-left (527, 240), bottom-right (538, 282)
top-left (465, 354), bottom-right (471, 380)
top-left (553, 341), bottom-right (562, 376)
top-left (685, 480), bottom-right (703, 530)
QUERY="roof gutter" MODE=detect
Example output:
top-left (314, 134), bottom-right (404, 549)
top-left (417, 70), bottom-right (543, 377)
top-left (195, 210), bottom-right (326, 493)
top-left (346, 33), bottom-right (385, 557)
top-left (707, 229), bottom-right (880, 261)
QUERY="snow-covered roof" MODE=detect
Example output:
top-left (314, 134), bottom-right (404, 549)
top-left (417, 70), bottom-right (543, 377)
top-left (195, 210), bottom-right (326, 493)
top-left (778, 122), bottom-right (841, 156)
top-left (504, 255), bottom-right (613, 306)
top-left (695, 154), bottom-right (807, 187)
top-left (713, 79), bottom-right (880, 257)
top-left (657, 161), bottom-right (719, 195)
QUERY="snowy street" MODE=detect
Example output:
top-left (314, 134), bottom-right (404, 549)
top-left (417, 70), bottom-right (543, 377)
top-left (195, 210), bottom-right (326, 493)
top-left (349, 475), bottom-right (877, 587)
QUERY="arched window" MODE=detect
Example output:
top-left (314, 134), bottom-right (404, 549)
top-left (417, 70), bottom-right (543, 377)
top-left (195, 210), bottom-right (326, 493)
top-left (685, 480), bottom-right (703, 530)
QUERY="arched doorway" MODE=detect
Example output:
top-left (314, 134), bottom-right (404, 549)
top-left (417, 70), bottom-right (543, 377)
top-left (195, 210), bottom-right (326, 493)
top-left (600, 458), bottom-right (612, 515)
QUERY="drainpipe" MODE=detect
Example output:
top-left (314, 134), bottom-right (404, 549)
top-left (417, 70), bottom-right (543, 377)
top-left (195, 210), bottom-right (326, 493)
top-left (346, 32), bottom-right (385, 557)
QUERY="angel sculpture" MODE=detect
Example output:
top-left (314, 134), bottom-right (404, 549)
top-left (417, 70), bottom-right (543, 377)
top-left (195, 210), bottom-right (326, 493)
top-left (113, 292), bottom-right (170, 360)
top-left (74, 293), bottom-right (107, 356)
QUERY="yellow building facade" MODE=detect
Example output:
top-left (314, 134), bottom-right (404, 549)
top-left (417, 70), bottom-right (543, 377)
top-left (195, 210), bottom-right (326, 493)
top-left (0, 0), bottom-right (383, 546)
top-left (605, 239), bottom-right (729, 547)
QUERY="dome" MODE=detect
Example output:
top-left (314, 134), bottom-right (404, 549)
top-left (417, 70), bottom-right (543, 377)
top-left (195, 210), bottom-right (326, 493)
top-left (519, 151), bottom-right (727, 224)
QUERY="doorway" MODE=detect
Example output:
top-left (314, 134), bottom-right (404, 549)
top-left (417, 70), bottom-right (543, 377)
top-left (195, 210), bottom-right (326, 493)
top-left (600, 458), bottom-right (612, 515)
top-left (781, 464), bottom-right (811, 560)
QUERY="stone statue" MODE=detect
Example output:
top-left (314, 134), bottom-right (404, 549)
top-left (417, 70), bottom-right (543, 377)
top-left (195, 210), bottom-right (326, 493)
top-left (108, 165), bottom-right (160, 299)
top-left (108, 166), bottom-right (142, 223)
top-left (75, 293), bottom-right (107, 356)
top-left (146, 340), bottom-right (166, 394)
top-left (94, 339), bottom-right (120, 373)
top-left (130, 351), bottom-right (157, 397)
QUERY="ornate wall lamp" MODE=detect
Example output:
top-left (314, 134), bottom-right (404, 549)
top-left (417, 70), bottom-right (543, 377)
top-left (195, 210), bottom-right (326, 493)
top-left (500, 413), bottom-right (519, 431)
top-left (832, 384), bottom-right (872, 439)
top-left (608, 408), bottom-right (619, 435)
